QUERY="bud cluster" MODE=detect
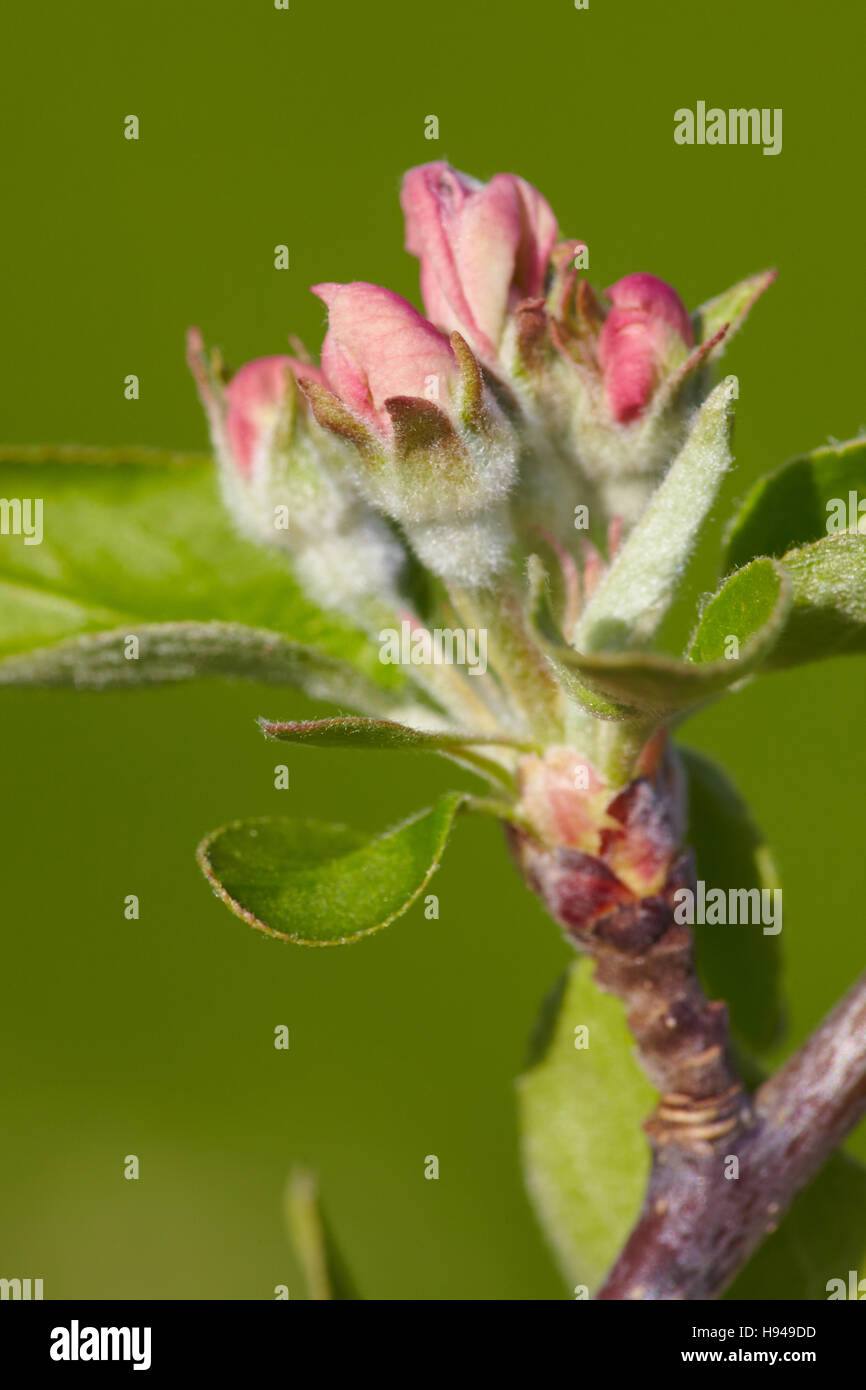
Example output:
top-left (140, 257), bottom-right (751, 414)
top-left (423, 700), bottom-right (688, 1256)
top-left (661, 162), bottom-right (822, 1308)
top-left (189, 162), bottom-right (775, 831)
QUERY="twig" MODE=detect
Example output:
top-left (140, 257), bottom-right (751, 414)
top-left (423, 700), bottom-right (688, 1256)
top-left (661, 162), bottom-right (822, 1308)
top-left (512, 817), bottom-right (866, 1299)
top-left (598, 970), bottom-right (866, 1300)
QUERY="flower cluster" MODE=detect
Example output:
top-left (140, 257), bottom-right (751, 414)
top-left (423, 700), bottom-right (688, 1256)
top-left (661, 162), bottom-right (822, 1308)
top-left (189, 162), bottom-right (774, 850)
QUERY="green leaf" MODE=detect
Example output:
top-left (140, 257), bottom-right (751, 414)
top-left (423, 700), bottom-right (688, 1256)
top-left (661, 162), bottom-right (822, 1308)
top-left (766, 531), bottom-right (866, 668)
top-left (0, 621), bottom-right (418, 714)
top-left (688, 556), bottom-right (790, 663)
top-left (558, 559), bottom-right (790, 717)
top-left (285, 1168), bottom-right (359, 1300)
top-left (517, 960), bottom-right (656, 1292)
top-left (692, 269), bottom-right (777, 358)
top-left (0, 446), bottom-right (401, 701)
top-left (678, 747), bottom-right (783, 1053)
top-left (726, 435), bottom-right (866, 572)
top-left (576, 378), bottom-right (737, 653)
top-left (259, 715), bottom-right (530, 752)
top-left (259, 715), bottom-right (530, 788)
top-left (725, 1151), bottom-right (866, 1301)
top-left (197, 794), bottom-right (464, 945)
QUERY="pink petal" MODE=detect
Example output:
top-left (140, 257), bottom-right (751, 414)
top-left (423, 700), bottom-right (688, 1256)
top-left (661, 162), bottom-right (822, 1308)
top-left (402, 163), bottom-right (483, 350)
top-left (598, 274), bottom-right (694, 423)
top-left (313, 281), bottom-right (458, 430)
top-left (401, 163), bottom-right (558, 359)
top-left (225, 356), bottom-right (316, 474)
top-left (605, 272), bottom-right (693, 347)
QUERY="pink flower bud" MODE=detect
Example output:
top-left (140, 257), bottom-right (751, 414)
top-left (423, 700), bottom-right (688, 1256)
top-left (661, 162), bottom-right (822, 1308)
top-left (400, 162), bottom-right (558, 360)
top-left (225, 355), bottom-right (323, 475)
top-left (598, 272), bottom-right (694, 424)
top-left (312, 281), bottom-right (460, 432)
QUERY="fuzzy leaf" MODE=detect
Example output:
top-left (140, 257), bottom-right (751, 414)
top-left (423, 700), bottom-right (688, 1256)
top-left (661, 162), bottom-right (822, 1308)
top-left (678, 747), bottom-right (783, 1053)
top-left (0, 446), bottom-right (401, 702)
top-left (259, 715), bottom-right (529, 752)
top-left (259, 715), bottom-right (528, 788)
top-left (517, 960), bottom-right (655, 1292)
top-left (576, 378), bottom-right (737, 653)
top-left (687, 556), bottom-right (790, 663)
top-left (560, 559), bottom-right (789, 717)
top-left (726, 436), bottom-right (866, 571)
top-left (767, 531), bottom-right (866, 668)
top-left (0, 621), bottom-right (417, 714)
top-left (692, 269), bottom-right (777, 358)
top-left (197, 795), bottom-right (464, 945)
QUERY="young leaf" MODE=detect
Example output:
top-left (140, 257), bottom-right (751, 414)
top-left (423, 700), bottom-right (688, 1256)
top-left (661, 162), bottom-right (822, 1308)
top-left (0, 446), bottom-right (399, 696)
top-left (575, 378), bottom-right (737, 653)
top-left (0, 621), bottom-right (420, 716)
top-left (767, 531), bottom-right (866, 668)
top-left (691, 269), bottom-right (777, 358)
top-left (556, 558), bottom-right (790, 717)
top-left (259, 715), bottom-right (530, 788)
top-left (678, 746), bottom-right (783, 1053)
top-left (517, 960), bottom-right (656, 1292)
top-left (285, 1168), bottom-right (359, 1300)
top-left (197, 794), bottom-right (464, 945)
top-left (259, 715), bottom-right (531, 752)
top-left (687, 556), bottom-right (790, 663)
top-left (726, 435), bottom-right (866, 572)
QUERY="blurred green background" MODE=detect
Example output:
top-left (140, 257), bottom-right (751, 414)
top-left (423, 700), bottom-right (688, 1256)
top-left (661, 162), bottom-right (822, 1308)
top-left (1, 0), bottom-right (864, 1299)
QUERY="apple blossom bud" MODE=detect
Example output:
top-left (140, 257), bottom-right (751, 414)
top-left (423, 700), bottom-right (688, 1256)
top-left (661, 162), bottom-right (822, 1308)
top-left (224, 354), bottom-right (323, 477)
top-left (187, 330), bottom-right (405, 614)
top-left (598, 273), bottom-right (694, 424)
top-left (400, 162), bottom-right (558, 362)
top-left (312, 281), bottom-right (462, 432)
top-left (304, 283), bottom-right (520, 588)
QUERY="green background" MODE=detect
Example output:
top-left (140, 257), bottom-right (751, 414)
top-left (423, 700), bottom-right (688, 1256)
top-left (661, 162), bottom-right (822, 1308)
top-left (1, 0), bottom-right (864, 1298)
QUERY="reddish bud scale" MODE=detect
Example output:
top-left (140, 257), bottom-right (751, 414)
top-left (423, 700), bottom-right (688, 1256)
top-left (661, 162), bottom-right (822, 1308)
top-left (510, 769), bottom-right (751, 1154)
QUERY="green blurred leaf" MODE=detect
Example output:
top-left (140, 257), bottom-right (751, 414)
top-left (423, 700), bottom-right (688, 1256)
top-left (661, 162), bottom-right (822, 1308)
top-left (285, 1168), bottom-right (359, 1300)
top-left (765, 531), bottom-right (866, 669)
top-left (678, 746), bottom-right (783, 1053)
top-left (0, 621), bottom-right (417, 714)
top-left (517, 960), bottom-right (655, 1293)
top-left (692, 268), bottom-right (777, 358)
top-left (0, 446), bottom-right (401, 701)
top-left (558, 559), bottom-right (789, 717)
top-left (197, 794), bottom-right (464, 945)
top-left (726, 435), bottom-right (866, 571)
